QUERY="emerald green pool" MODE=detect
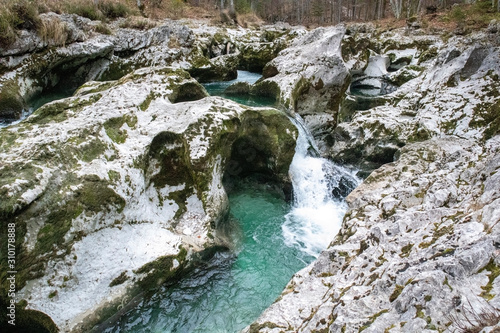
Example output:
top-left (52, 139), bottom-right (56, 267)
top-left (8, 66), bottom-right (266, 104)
top-left (102, 71), bottom-right (359, 333)
top-left (202, 71), bottom-right (276, 107)
top-left (104, 185), bottom-right (313, 333)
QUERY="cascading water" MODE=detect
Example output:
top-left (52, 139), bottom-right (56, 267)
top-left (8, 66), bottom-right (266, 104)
top-left (102, 75), bottom-right (360, 333)
top-left (283, 116), bottom-right (359, 257)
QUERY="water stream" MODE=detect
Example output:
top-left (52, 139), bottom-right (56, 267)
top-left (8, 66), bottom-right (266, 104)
top-left (103, 71), bottom-right (359, 332)
top-left (202, 70), bottom-right (276, 107)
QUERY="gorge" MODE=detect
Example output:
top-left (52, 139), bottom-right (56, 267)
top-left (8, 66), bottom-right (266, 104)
top-left (0, 9), bottom-right (499, 333)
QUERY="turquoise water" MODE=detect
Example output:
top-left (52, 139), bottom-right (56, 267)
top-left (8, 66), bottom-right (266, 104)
top-left (102, 116), bottom-right (359, 333)
top-left (0, 88), bottom-right (75, 128)
top-left (104, 185), bottom-right (313, 333)
top-left (202, 70), bottom-right (276, 107)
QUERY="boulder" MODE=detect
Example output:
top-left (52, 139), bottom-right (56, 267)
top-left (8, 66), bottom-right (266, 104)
top-left (224, 81), bottom-right (251, 95)
top-left (254, 26), bottom-right (350, 138)
top-left (0, 17), bottom-right (195, 123)
top-left (0, 67), bottom-right (297, 332)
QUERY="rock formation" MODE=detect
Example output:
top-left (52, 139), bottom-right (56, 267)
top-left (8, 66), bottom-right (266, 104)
top-left (0, 66), bottom-right (297, 331)
top-left (246, 25), bottom-right (500, 333)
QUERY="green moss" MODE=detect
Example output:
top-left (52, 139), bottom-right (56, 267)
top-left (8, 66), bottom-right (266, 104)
top-left (479, 259), bottom-right (499, 300)
top-left (250, 80), bottom-right (280, 101)
top-left (134, 247), bottom-right (187, 291)
top-left (109, 271), bottom-right (128, 287)
top-left (168, 80), bottom-right (208, 103)
top-left (443, 276), bottom-right (453, 291)
top-left (359, 309), bottom-right (389, 332)
top-left (99, 61), bottom-right (136, 81)
top-left (139, 91), bottom-right (155, 111)
top-left (419, 223), bottom-right (454, 249)
top-left (415, 304), bottom-right (425, 319)
top-left (78, 138), bottom-right (107, 163)
top-left (74, 81), bottom-right (117, 96)
top-left (400, 244), bottom-right (413, 258)
top-left (108, 170), bottom-right (120, 182)
top-left (430, 248), bottom-right (455, 260)
top-left (367, 273), bottom-right (379, 285)
top-left (418, 47), bottom-right (438, 64)
top-left (248, 321), bottom-right (282, 333)
top-left (48, 290), bottom-right (57, 299)
top-left (389, 285), bottom-right (404, 302)
top-left (424, 295), bottom-right (432, 302)
top-left (167, 187), bottom-right (193, 220)
top-left (28, 94), bottom-right (102, 125)
top-left (0, 298), bottom-right (59, 333)
top-left (104, 116), bottom-right (128, 143)
top-left (146, 131), bottom-right (193, 188)
top-left (0, 80), bottom-right (25, 119)
top-left (384, 324), bottom-right (396, 333)
top-left (358, 240), bottom-right (369, 255)
top-left (471, 98), bottom-right (500, 141)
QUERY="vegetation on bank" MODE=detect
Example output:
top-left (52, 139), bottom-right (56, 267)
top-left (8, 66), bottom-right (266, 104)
top-left (1, 0), bottom-right (500, 48)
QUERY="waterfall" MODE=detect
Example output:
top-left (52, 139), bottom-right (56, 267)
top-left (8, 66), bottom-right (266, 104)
top-left (283, 116), bottom-right (360, 258)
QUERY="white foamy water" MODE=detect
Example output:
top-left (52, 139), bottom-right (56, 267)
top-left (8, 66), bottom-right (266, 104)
top-left (283, 116), bottom-right (360, 257)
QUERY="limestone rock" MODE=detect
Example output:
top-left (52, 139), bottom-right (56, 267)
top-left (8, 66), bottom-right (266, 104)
top-left (247, 136), bottom-right (500, 333)
top-left (254, 26), bottom-right (350, 139)
top-left (0, 67), bottom-right (297, 332)
top-left (330, 30), bottom-right (500, 173)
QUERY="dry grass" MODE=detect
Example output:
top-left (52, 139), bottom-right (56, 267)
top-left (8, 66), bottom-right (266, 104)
top-left (448, 297), bottom-right (500, 333)
top-left (140, 0), bottom-right (186, 20)
top-left (38, 15), bottom-right (70, 46)
top-left (236, 12), bottom-right (264, 28)
top-left (119, 16), bottom-right (157, 30)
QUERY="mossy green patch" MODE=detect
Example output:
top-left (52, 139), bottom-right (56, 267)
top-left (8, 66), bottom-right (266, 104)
top-left (0, 163), bottom-right (44, 218)
top-left (145, 131), bottom-right (193, 188)
top-left (168, 81), bottom-right (208, 103)
top-left (0, 297), bottom-right (58, 333)
top-left (419, 223), bottom-right (454, 249)
top-left (108, 170), bottom-right (120, 182)
top-left (443, 276), bottom-right (453, 291)
top-left (99, 61), bottom-right (136, 82)
top-left (75, 81), bottom-right (117, 96)
top-left (250, 80), bottom-right (280, 101)
top-left (248, 321), bottom-right (282, 333)
top-left (109, 271), bottom-right (128, 287)
top-left (135, 247), bottom-right (188, 291)
top-left (479, 258), bottom-right (499, 300)
top-left (0, 80), bottom-right (25, 119)
top-left (400, 244), bottom-right (413, 258)
top-left (104, 117), bottom-right (128, 143)
top-left (139, 91), bottom-right (156, 111)
top-left (80, 138), bottom-right (107, 163)
top-left (28, 94), bottom-right (102, 125)
top-left (390, 285), bottom-right (404, 302)
top-left (359, 309), bottom-right (389, 332)
top-left (470, 97), bottom-right (500, 141)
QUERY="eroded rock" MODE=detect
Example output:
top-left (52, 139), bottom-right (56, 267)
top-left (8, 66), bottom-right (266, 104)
top-left (0, 67), bottom-right (297, 332)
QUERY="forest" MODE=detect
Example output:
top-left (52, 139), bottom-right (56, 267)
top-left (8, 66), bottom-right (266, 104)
top-left (187, 0), bottom-right (500, 24)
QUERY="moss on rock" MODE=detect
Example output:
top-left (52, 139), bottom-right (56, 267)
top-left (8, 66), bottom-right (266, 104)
top-left (0, 80), bottom-right (26, 120)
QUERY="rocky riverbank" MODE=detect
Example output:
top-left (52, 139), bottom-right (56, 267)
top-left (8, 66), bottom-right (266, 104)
top-left (247, 23), bottom-right (500, 333)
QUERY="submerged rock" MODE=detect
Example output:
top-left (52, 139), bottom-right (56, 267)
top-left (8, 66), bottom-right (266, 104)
top-left (0, 67), bottom-right (297, 332)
